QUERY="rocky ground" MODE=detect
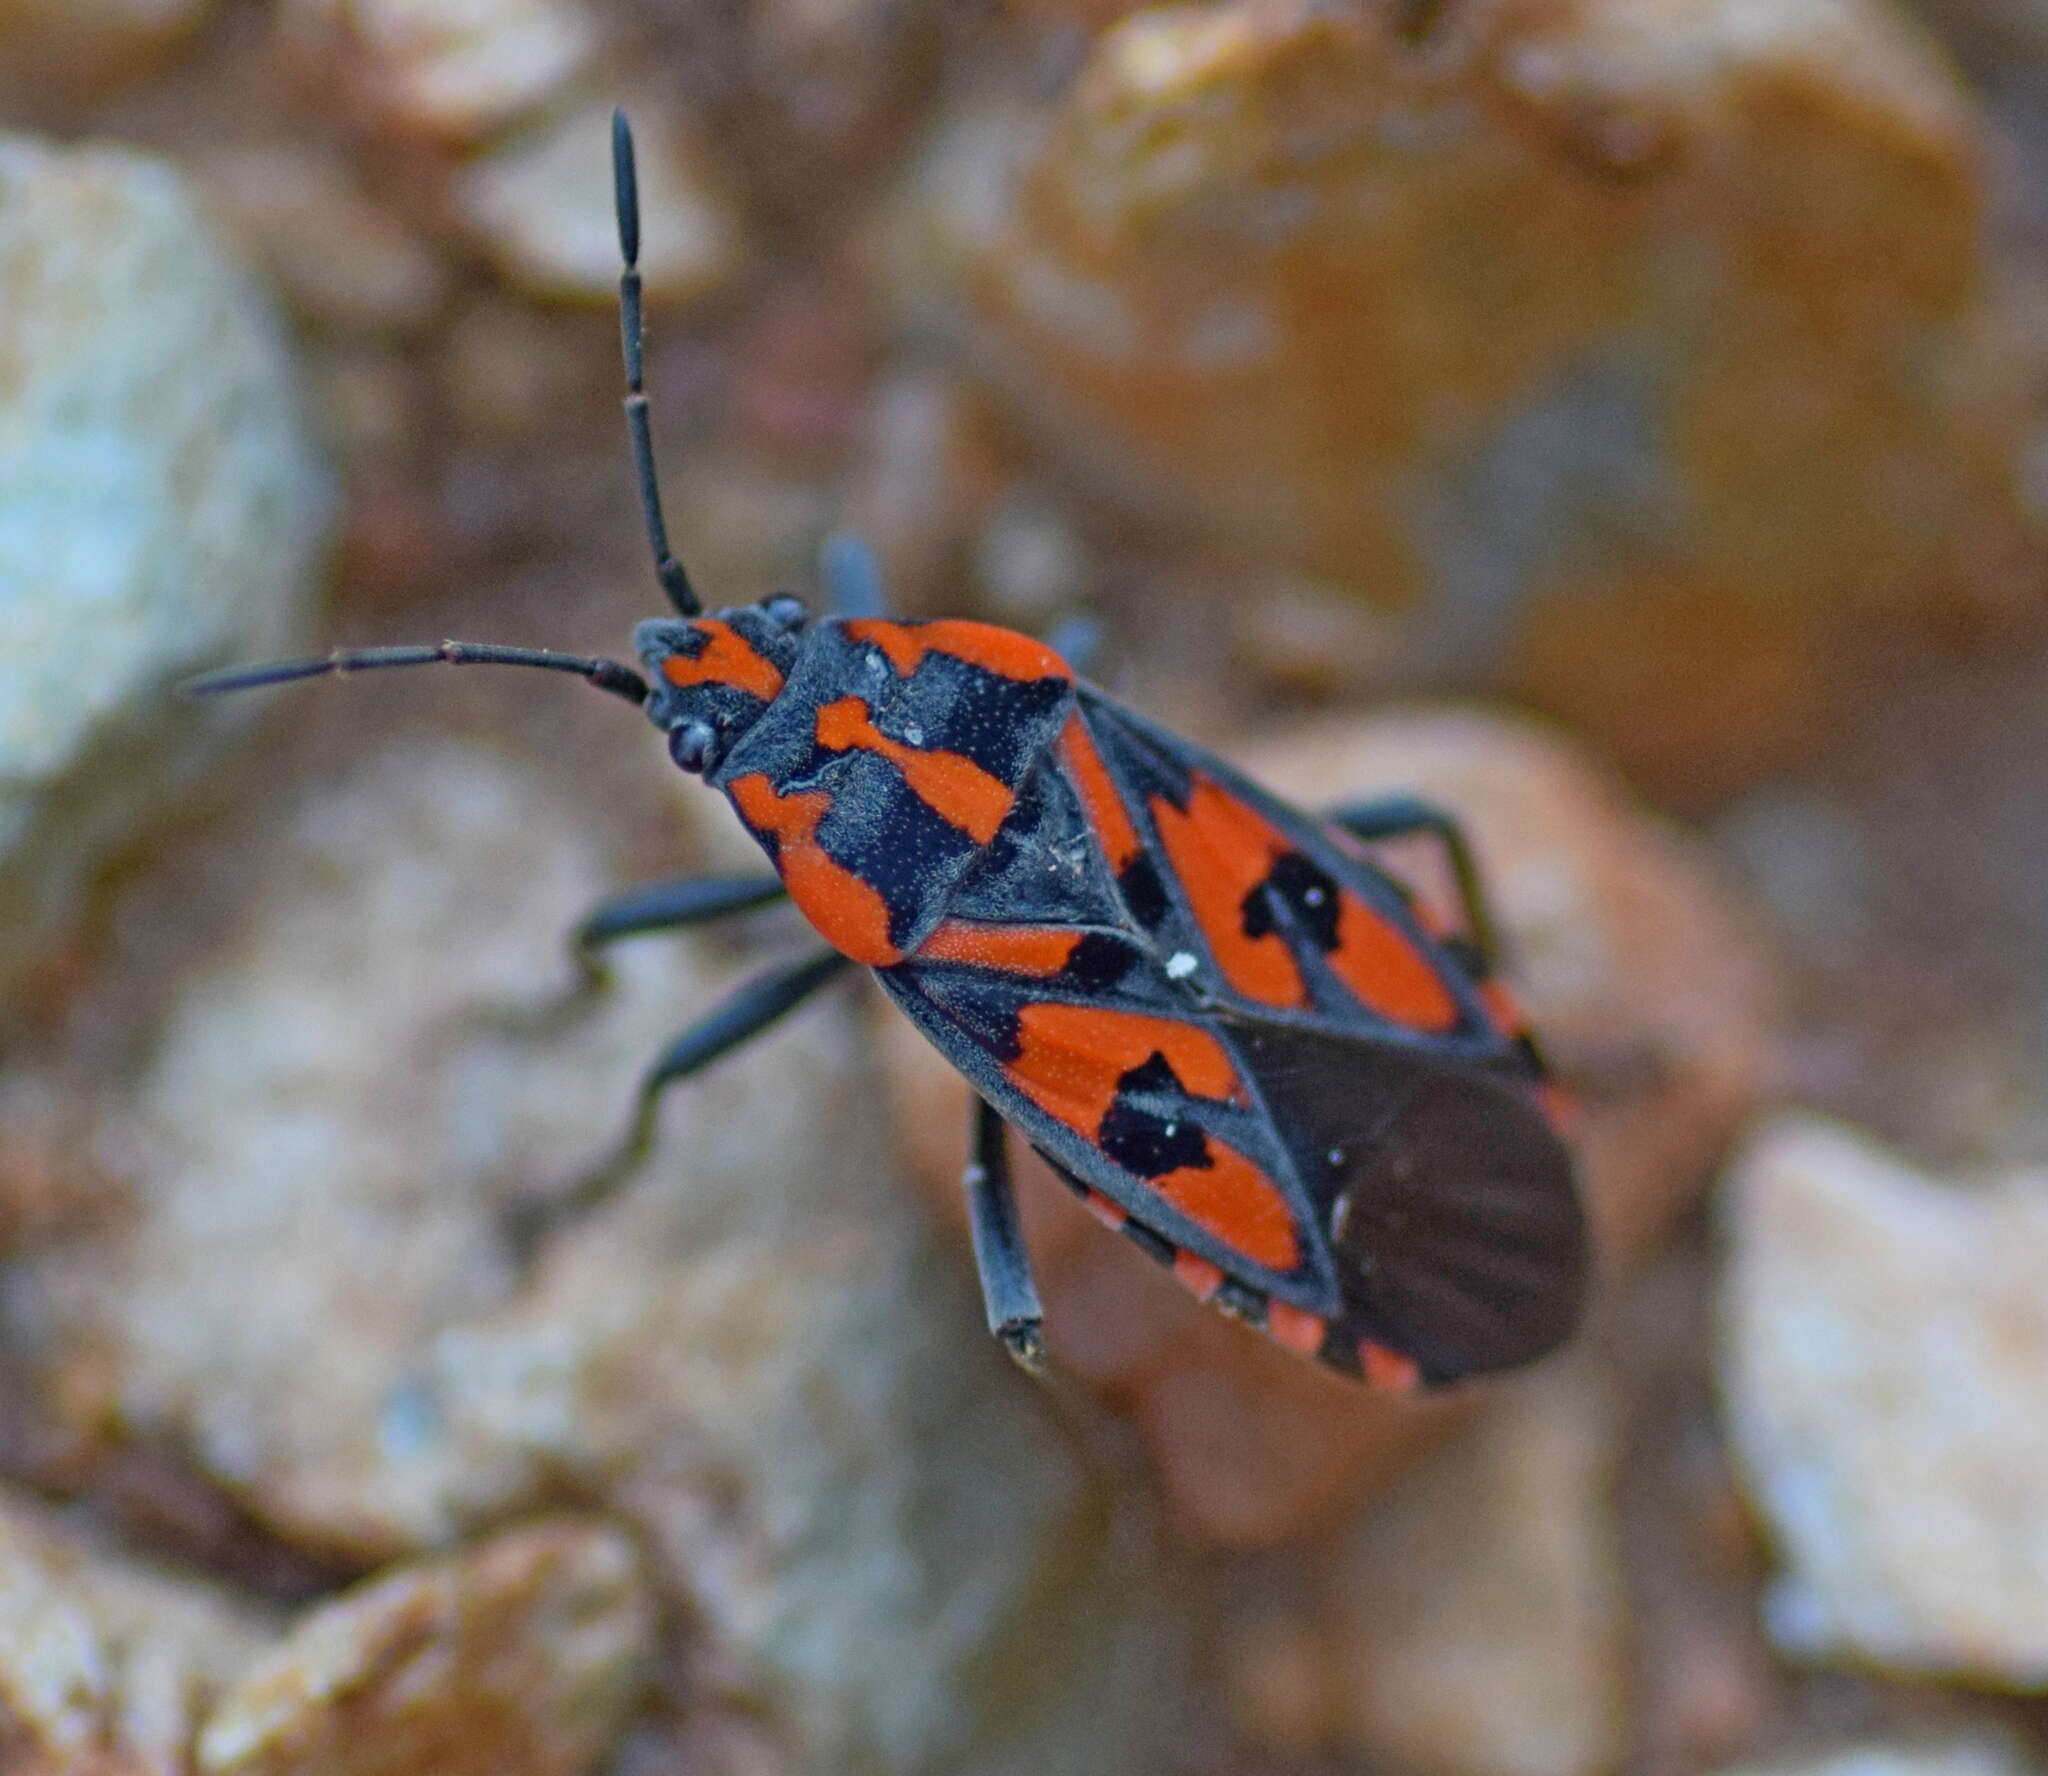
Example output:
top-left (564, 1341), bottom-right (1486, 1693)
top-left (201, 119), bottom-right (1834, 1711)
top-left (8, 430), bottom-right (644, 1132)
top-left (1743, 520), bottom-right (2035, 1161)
top-left (0, 2), bottom-right (2046, 1774)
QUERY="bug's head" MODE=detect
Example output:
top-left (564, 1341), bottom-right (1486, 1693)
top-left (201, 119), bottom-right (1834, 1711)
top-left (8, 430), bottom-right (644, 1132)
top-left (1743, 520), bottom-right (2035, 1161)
top-left (635, 597), bottom-right (807, 775)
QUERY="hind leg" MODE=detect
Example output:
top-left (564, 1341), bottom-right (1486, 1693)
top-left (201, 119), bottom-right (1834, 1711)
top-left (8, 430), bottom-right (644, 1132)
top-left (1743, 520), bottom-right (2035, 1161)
top-left (962, 1095), bottom-right (1045, 1371)
top-left (1327, 794), bottom-right (1498, 970)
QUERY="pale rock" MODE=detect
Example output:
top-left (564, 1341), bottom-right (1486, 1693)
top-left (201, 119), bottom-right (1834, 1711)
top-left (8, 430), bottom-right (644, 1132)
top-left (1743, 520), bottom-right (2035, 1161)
top-left (202, 146), bottom-right (450, 338)
top-left (197, 1518), bottom-right (652, 1776)
top-left (0, 1485), bottom-right (271, 1774)
top-left (1317, 1360), bottom-right (1631, 1776)
top-left (1715, 1743), bottom-right (2047, 1776)
top-left (284, 0), bottom-right (597, 143)
top-left (0, 135), bottom-right (332, 1008)
top-left (1720, 1113), bottom-right (2048, 1686)
top-left (2, 738), bottom-right (1189, 1774)
top-left (457, 98), bottom-right (742, 303)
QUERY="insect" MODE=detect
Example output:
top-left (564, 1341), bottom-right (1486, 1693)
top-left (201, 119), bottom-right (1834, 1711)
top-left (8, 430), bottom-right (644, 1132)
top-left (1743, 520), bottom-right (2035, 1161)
top-left (190, 114), bottom-right (1586, 1390)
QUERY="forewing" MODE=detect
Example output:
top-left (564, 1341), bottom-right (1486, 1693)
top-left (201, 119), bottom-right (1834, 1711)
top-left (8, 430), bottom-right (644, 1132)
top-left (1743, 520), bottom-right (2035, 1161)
top-left (882, 926), bottom-right (1586, 1384)
top-left (1071, 690), bottom-right (1523, 1060)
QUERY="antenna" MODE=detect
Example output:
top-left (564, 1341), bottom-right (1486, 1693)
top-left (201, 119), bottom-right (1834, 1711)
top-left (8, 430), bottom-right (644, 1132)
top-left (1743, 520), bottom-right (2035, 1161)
top-left (614, 110), bottom-right (701, 617)
top-left (185, 642), bottom-right (650, 705)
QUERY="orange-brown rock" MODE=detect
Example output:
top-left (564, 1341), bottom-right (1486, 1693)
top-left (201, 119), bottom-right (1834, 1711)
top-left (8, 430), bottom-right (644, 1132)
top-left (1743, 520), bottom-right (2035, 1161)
top-left (885, 705), bottom-right (1782, 1543)
top-left (0, 0), bottom-right (217, 101)
top-left (907, 0), bottom-right (2042, 798)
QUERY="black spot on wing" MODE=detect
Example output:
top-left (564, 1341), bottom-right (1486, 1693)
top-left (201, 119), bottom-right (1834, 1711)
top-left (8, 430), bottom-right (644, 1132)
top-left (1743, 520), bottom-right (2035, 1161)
top-left (1118, 854), bottom-right (1170, 930)
top-left (1065, 931), bottom-right (1138, 991)
top-left (1242, 850), bottom-right (1342, 950)
top-left (1097, 1053), bottom-right (1211, 1177)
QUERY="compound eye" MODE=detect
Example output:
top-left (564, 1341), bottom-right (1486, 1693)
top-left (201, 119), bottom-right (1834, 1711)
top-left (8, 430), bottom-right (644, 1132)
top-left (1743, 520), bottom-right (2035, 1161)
top-left (669, 720), bottom-right (718, 773)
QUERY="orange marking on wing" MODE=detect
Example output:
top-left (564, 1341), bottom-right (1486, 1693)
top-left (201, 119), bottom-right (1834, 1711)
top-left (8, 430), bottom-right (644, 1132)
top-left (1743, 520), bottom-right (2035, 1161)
top-left (1005, 1002), bottom-right (1247, 1138)
top-left (1267, 1301), bottom-right (1328, 1357)
top-left (660, 620), bottom-right (785, 702)
top-left (916, 921), bottom-right (1081, 976)
top-left (844, 618), bottom-right (1072, 684)
top-left (1152, 1140), bottom-right (1301, 1273)
top-left (1360, 1342), bottom-right (1421, 1391)
top-left (1150, 777), bottom-right (1306, 1009)
top-left (727, 773), bottom-right (900, 965)
top-left (1057, 715), bottom-right (1142, 873)
top-left (815, 696), bottom-right (1015, 845)
top-left (1173, 1251), bottom-right (1224, 1301)
top-left (1325, 892), bottom-right (1461, 1033)
top-left (1081, 1190), bottom-right (1127, 1232)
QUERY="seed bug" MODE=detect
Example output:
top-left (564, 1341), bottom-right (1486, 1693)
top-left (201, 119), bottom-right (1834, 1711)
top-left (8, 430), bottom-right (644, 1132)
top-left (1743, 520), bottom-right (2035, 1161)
top-left (189, 113), bottom-right (1586, 1388)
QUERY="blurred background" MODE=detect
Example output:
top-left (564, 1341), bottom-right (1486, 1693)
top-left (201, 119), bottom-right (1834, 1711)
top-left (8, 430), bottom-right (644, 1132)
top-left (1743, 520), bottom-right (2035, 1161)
top-left (0, 1), bottom-right (2046, 1773)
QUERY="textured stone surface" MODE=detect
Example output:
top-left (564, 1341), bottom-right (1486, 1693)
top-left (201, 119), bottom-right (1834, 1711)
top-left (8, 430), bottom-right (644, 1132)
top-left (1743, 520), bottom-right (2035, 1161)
top-left (456, 97), bottom-right (742, 303)
top-left (905, 0), bottom-right (2040, 795)
top-left (1719, 1113), bottom-right (2048, 1686)
top-left (0, 135), bottom-right (332, 1006)
top-left (0, 739), bottom-right (1187, 1774)
top-left (1317, 1360), bottom-right (1630, 1776)
top-left (285, 0), bottom-right (597, 143)
top-left (0, 1484), bottom-right (271, 1774)
top-left (1716, 1744), bottom-right (2047, 1776)
top-left (197, 1519), bottom-right (652, 1776)
top-left (886, 705), bottom-right (1781, 1543)
top-left (202, 146), bottom-right (450, 338)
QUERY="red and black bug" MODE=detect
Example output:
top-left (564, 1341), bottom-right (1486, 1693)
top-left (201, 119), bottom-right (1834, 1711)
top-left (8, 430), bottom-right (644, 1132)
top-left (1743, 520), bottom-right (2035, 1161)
top-left (189, 114), bottom-right (1585, 1390)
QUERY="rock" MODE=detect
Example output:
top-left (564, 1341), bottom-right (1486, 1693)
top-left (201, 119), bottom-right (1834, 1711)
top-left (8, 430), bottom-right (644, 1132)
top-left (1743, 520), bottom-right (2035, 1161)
top-left (456, 97), bottom-right (743, 304)
top-left (0, 0), bottom-right (216, 100)
top-left (1311, 1360), bottom-right (1630, 1776)
top-left (0, 136), bottom-right (333, 1013)
top-left (884, 705), bottom-right (1781, 1543)
top-left (0, 738), bottom-right (1189, 1774)
top-left (834, 366), bottom-right (1012, 620)
top-left (1716, 1744), bottom-right (2048, 1776)
top-left (0, 1484), bottom-right (272, 1774)
top-left (201, 146), bottom-right (451, 338)
top-left (284, 0), bottom-right (598, 145)
top-left (741, 0), bottom-right (940, 177)
top-left (197, 1518), bottom-right (652, 1776)
top-left (903, 0), bottom-right (2042, 799)
top-left (1719, 1113), bottom-right (2048, 1687)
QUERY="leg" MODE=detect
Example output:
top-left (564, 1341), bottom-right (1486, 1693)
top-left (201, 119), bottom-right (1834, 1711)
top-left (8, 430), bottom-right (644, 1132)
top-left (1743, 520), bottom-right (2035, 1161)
top-left (963, 1095), bottom-right (1046, 1371)
top-left (575, 872), bottom-right (787, 953)
top-left (507, 948), bottom-right (852, 1254)
top-left (502, 872), bottom-right (789, 1036)
top-left (1328, 794), bottom-right (1499, 968)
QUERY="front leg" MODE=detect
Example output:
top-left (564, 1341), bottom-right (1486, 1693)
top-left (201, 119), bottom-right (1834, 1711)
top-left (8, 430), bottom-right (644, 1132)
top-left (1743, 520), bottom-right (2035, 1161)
top-left (963, 1095), bottom-right (1046, 1371)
